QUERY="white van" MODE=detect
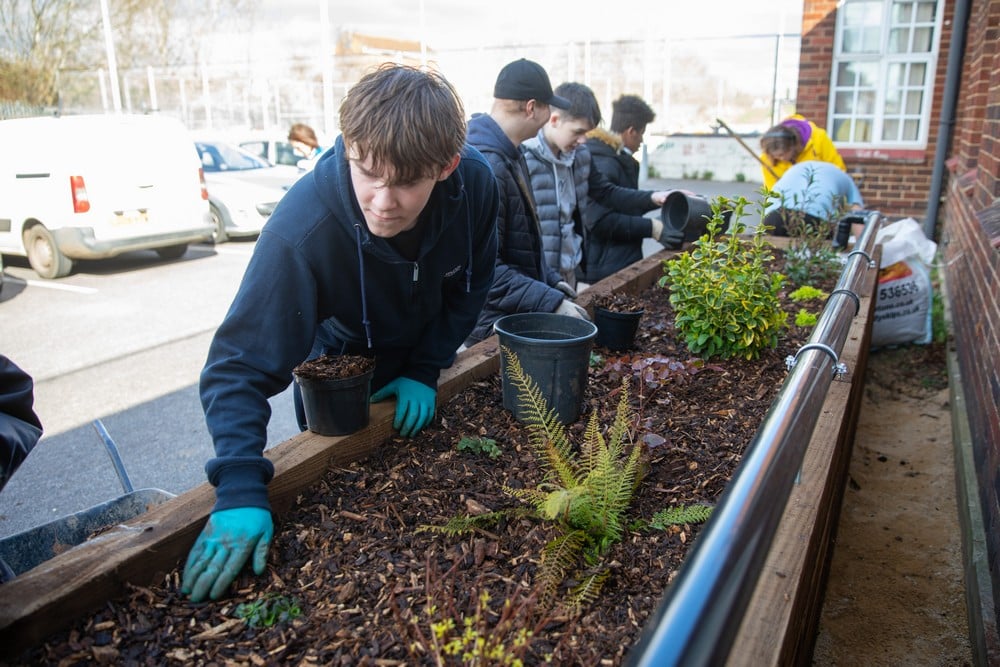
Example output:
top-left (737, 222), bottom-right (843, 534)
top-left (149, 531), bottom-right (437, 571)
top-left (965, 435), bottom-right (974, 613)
top-left (0, 114), bottom-right (214, 279)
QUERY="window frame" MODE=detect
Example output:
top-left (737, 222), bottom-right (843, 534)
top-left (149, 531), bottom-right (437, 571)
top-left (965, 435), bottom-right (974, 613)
top-left (828, 0), bottom-right (944, 150)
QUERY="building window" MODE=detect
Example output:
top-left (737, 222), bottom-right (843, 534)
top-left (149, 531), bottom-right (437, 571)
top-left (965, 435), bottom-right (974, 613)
top-left (829, 0), bottom-right (942, 147)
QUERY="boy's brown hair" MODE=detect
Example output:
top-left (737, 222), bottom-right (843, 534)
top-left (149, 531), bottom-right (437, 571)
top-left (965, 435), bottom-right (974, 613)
top-left (339, 64), bottom-right (466, 186)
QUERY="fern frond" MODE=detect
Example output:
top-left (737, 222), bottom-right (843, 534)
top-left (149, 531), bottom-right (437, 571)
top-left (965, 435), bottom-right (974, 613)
top-left (579, 410), bottom-right (604, 475)
top-left (416, 510), bottom-right (511, 536)
top-left (605, 380), bottom-right (632, 461)
top-left (566, 569), bottom-right (610, 616)
top-left (502, 484), bottom-right (548, 508)
top-left (538, 530), bottom-right (587, 606)
top-left (649, 504), bottom-right (715, 530)
top-left (501, 346), bottom-right (580, 487)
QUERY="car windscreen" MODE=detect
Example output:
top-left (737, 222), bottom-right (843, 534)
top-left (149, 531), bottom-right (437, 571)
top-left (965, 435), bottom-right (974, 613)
top-left (196, 142), bottom-right (270, 172)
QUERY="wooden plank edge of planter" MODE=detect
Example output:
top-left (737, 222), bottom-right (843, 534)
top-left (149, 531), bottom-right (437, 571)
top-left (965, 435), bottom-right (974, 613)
top-left (0, 250), bottom-right (679, 658)
top-left (726, 246), bottom-right (880, 666)
top-left (0, 340), bottom-right (501, 658)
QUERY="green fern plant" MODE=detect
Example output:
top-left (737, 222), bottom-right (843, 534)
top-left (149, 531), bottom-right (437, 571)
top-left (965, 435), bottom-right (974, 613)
top-left (498, 346), bottom-right (645, 613)
top-left (424, 348), bottom-right (646, 614)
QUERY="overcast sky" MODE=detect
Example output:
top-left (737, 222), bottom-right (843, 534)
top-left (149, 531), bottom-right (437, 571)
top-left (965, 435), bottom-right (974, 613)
top-left (258, 0), bottom-right (803, 50)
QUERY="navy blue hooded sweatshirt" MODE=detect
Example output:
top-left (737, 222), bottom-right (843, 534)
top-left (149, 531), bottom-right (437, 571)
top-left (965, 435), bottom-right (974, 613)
top-left (200, 135), bottom-right (499, 512)
top-left (464, 113), bottom-right (565, 344)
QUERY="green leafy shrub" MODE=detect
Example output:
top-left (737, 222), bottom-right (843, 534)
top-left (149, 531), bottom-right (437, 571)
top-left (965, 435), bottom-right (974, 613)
top-left (659, 196), bottom-right (787, 359)
top-left (457, 436), bottom-right (501, 459)
top-left (763, 180), bottom-right (846, 286)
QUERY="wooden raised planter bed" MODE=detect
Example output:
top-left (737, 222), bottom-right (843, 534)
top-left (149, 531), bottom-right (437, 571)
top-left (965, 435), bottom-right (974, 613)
top-left (0, 243), bottom-right (876, 663)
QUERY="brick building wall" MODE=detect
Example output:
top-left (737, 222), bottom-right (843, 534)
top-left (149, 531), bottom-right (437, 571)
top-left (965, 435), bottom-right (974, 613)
top-left (939, 0), bottom-right (1000, 636)
top-left (797, 0), bottom-right (955, 221)
top-left (801, 0), bottom-right (1000, 645)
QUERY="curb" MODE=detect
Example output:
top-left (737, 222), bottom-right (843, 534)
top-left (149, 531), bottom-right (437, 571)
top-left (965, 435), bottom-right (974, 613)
top-left (943, 269), bottom-right (1000, 665)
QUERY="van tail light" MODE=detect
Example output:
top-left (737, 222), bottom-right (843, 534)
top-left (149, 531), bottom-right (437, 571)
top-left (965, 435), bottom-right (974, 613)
top-left (70, 175), bottom-right (90, 213)
top-left (198, 168), bottom-right (209, 200)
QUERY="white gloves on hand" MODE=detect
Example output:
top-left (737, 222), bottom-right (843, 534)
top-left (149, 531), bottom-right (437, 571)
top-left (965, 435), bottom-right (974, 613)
top-left (555, 280), bottom-right (578, 299)
top-left (555, 299), bottom-right (590, 320)
top-left (650, 219), bottom-right (664, 242)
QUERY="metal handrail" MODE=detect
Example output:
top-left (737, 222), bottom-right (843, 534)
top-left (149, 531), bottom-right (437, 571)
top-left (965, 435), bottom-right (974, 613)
top-left (626, 212), bottom-right (882, 666)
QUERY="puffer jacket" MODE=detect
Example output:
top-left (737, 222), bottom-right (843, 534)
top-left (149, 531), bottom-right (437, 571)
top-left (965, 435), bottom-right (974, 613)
top-left (581, 128), bottom-right (656, 282)
top-left (465, 113), bottom-right (564, 344)
top-left (522, 134), bottom-right (657, 280)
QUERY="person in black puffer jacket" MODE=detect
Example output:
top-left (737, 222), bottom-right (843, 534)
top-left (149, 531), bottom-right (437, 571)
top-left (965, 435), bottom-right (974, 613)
top-left (465, 59), bottom-right (589, 345)
top-left (582, 94), bottom-right (684, 283)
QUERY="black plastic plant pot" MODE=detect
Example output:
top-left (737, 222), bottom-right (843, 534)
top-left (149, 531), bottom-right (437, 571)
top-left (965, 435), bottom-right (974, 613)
top-left (661, 191), bottom-right (731, 242)
top-left (294, 356), bottom-right (375, 436)
top-left (594, 307), bottom-right (645, 351)
top-left (493, 312), bottom-right (597, 425)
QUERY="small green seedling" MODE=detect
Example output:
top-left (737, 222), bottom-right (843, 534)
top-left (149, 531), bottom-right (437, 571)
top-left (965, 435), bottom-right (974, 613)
top-left (789, 285), bottom-right (828, 302)
top-left (795, 310), bottom-right (819, 327)
top-left (457, 436), bottom-right (502, 459)
top-left (234, 593), bottom-right (302, 628)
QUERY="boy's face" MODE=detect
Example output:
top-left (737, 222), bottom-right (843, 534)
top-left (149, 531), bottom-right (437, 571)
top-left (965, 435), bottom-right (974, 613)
top-left (349, 150), bottom-right (459, 238)
top-left (544, 113), bottom-right (593, 156)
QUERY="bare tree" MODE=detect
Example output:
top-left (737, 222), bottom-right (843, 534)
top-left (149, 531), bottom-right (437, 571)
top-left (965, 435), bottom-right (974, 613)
top-left (0, 0), bottom-right (259, 106)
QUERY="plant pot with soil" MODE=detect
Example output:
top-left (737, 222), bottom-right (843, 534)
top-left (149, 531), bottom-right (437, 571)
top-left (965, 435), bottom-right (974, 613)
top-left (592, 292), bottom-right (646, 351)
top-left (293, 354), bottom-right (375, 436)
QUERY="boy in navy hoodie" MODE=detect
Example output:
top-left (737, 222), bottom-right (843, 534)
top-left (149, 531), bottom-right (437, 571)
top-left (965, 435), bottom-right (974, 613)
top-left (183, 64), bottom-right (499, 602)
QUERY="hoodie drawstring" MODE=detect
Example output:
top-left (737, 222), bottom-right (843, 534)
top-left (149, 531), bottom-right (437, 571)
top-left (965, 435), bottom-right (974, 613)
top-left (463, 191), bottom-right (472, 293)
top-left (353, 223), bottom-right (373, 349)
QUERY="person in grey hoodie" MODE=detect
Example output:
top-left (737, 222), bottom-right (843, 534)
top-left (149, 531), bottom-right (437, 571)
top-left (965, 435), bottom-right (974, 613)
top-left (182, 65), bottom-right (499, 603)
top-left (522, 83), bottom-right (670, 289)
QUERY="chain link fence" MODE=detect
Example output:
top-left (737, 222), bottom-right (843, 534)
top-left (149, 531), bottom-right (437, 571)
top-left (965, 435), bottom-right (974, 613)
top-left (47, 32), bottom-right (798, 142)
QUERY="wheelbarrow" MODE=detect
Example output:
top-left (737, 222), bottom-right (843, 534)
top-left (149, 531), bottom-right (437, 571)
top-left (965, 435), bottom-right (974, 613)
top-left (0, 419), bottom-right (175, 580)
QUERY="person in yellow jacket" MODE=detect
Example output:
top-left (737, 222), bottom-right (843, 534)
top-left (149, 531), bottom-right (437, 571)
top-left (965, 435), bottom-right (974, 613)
top-left (759, 114), bottom-right (846, 190)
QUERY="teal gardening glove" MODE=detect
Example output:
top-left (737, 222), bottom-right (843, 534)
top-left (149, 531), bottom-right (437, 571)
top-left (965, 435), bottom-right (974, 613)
top-left (182, 507), bottom-right (274, 602)
top-left (370, 377), bottom-right (436, 438)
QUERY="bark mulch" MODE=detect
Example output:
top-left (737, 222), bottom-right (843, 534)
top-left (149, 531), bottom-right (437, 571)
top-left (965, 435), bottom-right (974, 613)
top-left (15, 252), bottom-right (832, 667)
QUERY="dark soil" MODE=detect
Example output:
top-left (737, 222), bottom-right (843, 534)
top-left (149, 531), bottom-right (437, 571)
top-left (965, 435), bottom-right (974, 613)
top-left (14, 254), bottom-right (905, 666)
top-left (591, 292), bottom-right (645, 314)
top-left (293, 354), bottom-right (374, 380)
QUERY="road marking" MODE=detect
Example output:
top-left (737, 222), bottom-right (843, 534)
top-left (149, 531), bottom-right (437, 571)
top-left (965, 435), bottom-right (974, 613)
top-left (9, 277), bottom-right (98, 294)
top-left (210, 245), bottom-right (256, 256)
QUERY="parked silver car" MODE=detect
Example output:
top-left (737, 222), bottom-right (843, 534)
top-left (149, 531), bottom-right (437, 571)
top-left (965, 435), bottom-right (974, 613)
top-left (239, 137), bottom-right (300, 168)
top-left (194, 140), bottom-right (302, 243)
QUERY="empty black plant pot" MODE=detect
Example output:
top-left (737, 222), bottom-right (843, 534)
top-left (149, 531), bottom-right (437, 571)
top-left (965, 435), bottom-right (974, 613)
top-left (594, 307), bottom-right (644, 351)
top-left (494, 313), bottom-right (597, 425)
top-left (294, 356), bottom-right (375, 436)
top-left (661, 191), bottom-right (731, 242)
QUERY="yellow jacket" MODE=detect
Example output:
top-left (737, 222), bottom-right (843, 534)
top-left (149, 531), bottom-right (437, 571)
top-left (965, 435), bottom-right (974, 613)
top-left (760, 115), bottom-right (846, 190)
